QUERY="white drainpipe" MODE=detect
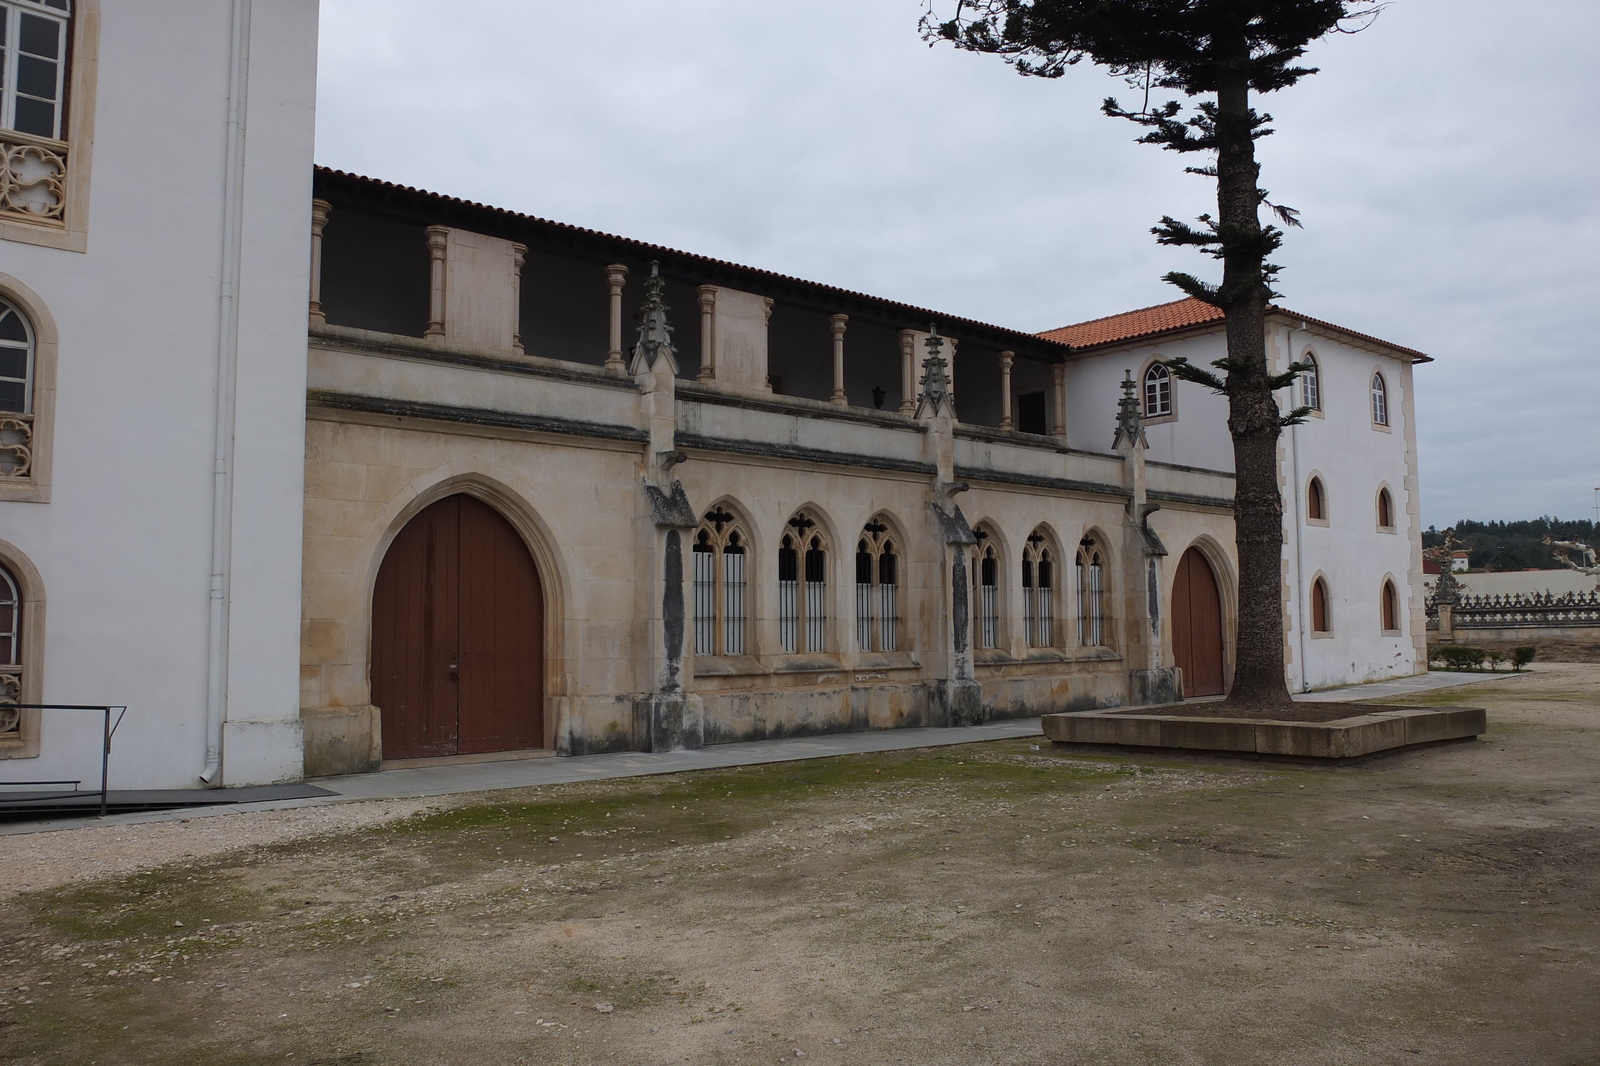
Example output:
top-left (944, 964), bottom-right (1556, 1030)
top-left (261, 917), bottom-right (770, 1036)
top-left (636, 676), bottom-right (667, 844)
top-left (201, 0), bottom-right (252, 785)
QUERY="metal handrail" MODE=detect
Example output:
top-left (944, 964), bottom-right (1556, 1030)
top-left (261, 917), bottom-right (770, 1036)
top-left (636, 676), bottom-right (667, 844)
top-left (0, 705), bottom-right (127, 816)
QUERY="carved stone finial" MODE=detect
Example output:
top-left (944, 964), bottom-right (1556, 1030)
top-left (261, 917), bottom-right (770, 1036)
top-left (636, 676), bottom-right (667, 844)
top-left (1112, 369), bottom-right (1147, 450)
top-left (913, 324), bottom-right (954, 419)
top-left (630, 261), bottom-right (677, 374)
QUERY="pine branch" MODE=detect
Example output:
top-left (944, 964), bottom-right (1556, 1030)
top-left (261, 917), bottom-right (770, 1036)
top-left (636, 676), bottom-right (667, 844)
top-left (1160, 271), bottom-right (1222, 306)
top-left (1279, 405), bottom-right (1315, 427)
top-left (1165, 355), bottom-right (1228, 393)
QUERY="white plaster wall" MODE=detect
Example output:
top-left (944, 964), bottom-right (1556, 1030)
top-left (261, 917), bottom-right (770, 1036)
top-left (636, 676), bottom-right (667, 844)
top-left (0, 2), bottom-right (318, 788)
top-left (1281, 329), bottom-right (1422, 689)
top-left (1063, 333), bottom-right (1234, 470)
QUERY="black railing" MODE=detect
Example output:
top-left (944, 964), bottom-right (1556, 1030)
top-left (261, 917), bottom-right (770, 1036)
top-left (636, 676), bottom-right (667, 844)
top-left (0, 705), bottom-right (127, 816)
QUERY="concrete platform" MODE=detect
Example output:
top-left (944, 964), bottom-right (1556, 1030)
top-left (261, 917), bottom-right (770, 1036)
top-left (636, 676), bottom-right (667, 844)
top-left (1042, 704), bottom-right (1487, 760)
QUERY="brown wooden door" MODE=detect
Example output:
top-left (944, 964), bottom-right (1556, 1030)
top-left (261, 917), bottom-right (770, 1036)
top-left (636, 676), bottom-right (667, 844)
top-left (372, 494), bottom-right (545, 760)
top-left (1172, 547), bottom-right (1226, 697)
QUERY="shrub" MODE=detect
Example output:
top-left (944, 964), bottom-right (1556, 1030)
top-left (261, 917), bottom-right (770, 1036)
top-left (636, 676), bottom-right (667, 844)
top-left (1486, 648), bottom-right (1506, 671)
top-left (1512, 646), bottom-right (1537, 671)
top-left (1436, 645), bottom-right (1486, 671)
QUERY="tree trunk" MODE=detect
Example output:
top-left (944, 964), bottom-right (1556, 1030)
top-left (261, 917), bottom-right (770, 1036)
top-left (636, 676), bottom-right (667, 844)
top-left (1214, 63), bottom-right (1292, 709)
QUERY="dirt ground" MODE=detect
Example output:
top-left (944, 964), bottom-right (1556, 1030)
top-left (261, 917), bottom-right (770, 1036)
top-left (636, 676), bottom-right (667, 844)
top-left (2, 666), bottom-right (1597, 1066)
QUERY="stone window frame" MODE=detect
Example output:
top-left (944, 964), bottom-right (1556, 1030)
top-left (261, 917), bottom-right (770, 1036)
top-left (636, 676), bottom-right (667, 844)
top-left (1380, 576), bottom-right (1402, 636)
top-left (1298, 347), bottom-right (1324, 417)
top-left (1075, 531), bottom-right (1111, 648)
top-left (1140, 358), bottom-right (1177, 425)
top-left (1370, 369), bottom-right (1391, 431)
top-left (969, 521), bottom-right (1006, 652)
top-left (1375, 484), bottom-right (1396, 533)
top-left (0, 0), bottom-right (97, 252)
top-left (692, 503), bottom-right (752, 659)
top-left (1305, 473), bottom-right (1329, 527)
top-left (778, 510), bottom-right (831, 655)
top-left (0, 538), bottom-right (45, 759)
top-left (0, 273), bottom-right (55, 502)
top-left (1310, 573), bottom-right (1333, 637)
top-left (1021, 525), bottom-right (1061, 649)
top-left (854, 513), bottom-right (903, 654)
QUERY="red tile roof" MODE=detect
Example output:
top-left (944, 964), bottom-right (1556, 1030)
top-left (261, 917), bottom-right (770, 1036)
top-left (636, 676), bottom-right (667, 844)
top-left (1038, 297), bottom-right (1431, 363)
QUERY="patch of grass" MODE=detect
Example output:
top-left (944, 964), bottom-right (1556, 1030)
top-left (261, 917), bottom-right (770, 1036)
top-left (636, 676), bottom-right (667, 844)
top-left (25, 863), bottom-right (268, 943)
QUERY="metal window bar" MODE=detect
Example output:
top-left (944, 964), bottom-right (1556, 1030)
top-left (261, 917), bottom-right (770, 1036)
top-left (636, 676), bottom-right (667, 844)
top-left (879, 553), bottom-right (898, 652)
top-left (1022, 559), bottom-right (1036, 647)
top-left (0, 704), bottom-right (127, 817)
top-left (856, 548), bottom-right (874, 651)
top-left (804, 547), bottom-right (827, 652)
top-left (722, 548), bottom-right (746, 655)
top-left (1077, 559), bottom-right (1088, 646)
top-left (778, 544), bottom-right (798, 653)
top-left (1089, 561), bottom-right (1104, 646)
top-left (692, 546), bottom-right (716, 655)
top-left (1038, 559), bottom-right (1054, 647)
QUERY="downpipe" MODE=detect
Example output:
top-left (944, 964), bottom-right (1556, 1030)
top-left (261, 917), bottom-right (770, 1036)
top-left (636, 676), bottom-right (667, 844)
top-left (201, 0), bottom-right (252, 785)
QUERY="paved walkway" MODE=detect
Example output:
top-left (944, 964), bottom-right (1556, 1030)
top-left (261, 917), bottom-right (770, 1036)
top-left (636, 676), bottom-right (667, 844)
top-left (2, 668), bottom-right (1523, 835)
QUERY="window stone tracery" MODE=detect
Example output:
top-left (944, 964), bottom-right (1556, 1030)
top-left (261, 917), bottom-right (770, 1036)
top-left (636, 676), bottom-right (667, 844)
top-left (854, 516), bottom-right (900, 653)
top-left (692, 505), bottom-right (748, 657)
top-left (1023, 529), bottom-right (1056, 648)
top-left (1076, 536), bottom-right (1106, 647)
top-left (779, 511), bottom-right (827, 654)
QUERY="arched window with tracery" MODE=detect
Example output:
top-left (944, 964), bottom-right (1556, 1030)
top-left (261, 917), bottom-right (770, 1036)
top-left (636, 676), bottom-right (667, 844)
top-left (0, 561), bottom-right (21, 740)
top-left (1143, 363), bottom-right (1172, 417)
top-left (0, 298), bottom-right (35, 478)
top-left (1022, 529), bottom-right (1056, 647)
top-left (779, 512), bottom-right (827, 653)
top-left (1311, 577), bottom-right (1331, 634)
top-left (1300, 352), bottom-right (1321, 411)
top-left (855, 518), bottom-right (900, 652)
top-left (692, 506), bottom-right (748, 656)
top-left (1076, 537), bottom-right (1105, 646)
top-left (1371, 372), bottom-right (1389, 426)
top-left (970, 527), bottom-right (1001, 649)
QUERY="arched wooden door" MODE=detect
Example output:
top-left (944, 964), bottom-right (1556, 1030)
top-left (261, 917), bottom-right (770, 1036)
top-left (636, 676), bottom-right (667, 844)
top-left (372, 494), bottom-right (546, 760)
top-left (1172, 547), bottom-right (1226, 697)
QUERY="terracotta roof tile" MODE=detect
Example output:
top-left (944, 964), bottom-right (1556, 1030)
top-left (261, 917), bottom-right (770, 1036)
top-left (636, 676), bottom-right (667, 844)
top-left (1038, 297), bottom-right (1431, 363)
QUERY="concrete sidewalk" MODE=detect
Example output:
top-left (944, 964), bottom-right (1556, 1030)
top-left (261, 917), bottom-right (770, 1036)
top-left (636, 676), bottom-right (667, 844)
top-left (2, 668), bottom-right (1518, 835)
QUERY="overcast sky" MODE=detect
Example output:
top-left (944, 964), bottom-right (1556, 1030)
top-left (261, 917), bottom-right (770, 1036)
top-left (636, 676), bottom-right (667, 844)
top-left (315, 0), bottom-right (1599, 529)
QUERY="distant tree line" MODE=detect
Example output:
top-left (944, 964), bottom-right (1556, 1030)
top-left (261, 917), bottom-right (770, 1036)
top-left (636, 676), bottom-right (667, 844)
top-left (1422, 518), bottom-right (1598, 571)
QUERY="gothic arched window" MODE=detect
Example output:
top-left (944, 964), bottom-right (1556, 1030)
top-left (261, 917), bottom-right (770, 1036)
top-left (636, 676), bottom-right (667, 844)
top-left (0, 298), bottom-right (35, 479)
top-left (1076, 538), bottom-right (1106, 646)
top-left (692, 506), bottom-right (748, 656)
top-left (1022, 529), bottom-right (1056, 647)
top-left (971, 529), bottom-right (1001, 650)
top-left (1307, 477), bottom-right (1327, 522)
top-left (854, 518), bottom-right (900, 652)
top-left (1300, 352), bottom-right (1321, 411)
top-left (1371, 372), bottom-right (1389, 427)
top-left (779, 512), bottom-right (827, 653)
top-left (1381, 579), bottom-right (1400, 633)
top-left (1143, 363), bottom-right (1172, 417)
top-left (1377, 486), bottom-right (1394, 530)
top-left (0, 561), bottom-right (21, 740)
top-left (1311, 577), bottom-right (1331, 634)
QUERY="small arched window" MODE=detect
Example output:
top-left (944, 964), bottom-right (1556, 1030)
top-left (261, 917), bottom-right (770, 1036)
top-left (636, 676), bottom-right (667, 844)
top-left (1371, 372), bottom-right (1389, 426)
top-left (855, 518), bottom-right (900, 652)
top-left (779, 512), bottom-right (827, 653)
top-left (1382, 580), bottom-right (1400, 633)
top-left (1300, 352), bottom-right (1321, 411)
top-left (1307, 477), bottom-right (1326, 522)
top-left (1143, 363), bottom-right (1172, 418)
top-left (1, 1), bottom-right (72, 140)
top-left (1311, 577), bottom-right (1331, 634)
top-left (0, 561), bottom-right (21, 739)
top-left (1022, 530), bottom-right (1056, 647)
top-left (692, 506), bottom-right (748, 657)
top-left (1076, 538), bottom-right (1105, 646)
top-left (1377, 487), bottom-right (1394, 530)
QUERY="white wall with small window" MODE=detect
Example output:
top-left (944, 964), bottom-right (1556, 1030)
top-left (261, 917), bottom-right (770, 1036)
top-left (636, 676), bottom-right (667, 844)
top-left (1063, 332), bottom-right (1233, 470)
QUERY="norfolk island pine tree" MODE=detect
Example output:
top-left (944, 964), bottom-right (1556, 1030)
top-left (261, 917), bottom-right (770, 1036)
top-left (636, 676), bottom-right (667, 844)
top-left (923, 0), bottom-right (1383, 711)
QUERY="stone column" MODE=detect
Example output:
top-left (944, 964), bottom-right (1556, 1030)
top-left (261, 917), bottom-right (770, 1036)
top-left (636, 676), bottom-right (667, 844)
top-left (604, 264), bottom-right (629, 371)
top-left (998, 350), bottom-right (1015, 430)
top-left (829, 314), bottom-right (849, 406)
top-left (899, 330), bottom-right (916, 414)
top-left (696, 285), bottom-right (717, 382)
top-left (1050, 363), bottom-right (1068, 441)
top-left (424, 226), bottom-right (449, 340)
top-left (511, 243), bottom-right (527, 354)
top-left (308, 199), bottom-right (331, 327)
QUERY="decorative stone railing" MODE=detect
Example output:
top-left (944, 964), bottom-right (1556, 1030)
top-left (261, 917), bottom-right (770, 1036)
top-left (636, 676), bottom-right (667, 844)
top-left (1426, 589), bottom-right (1600, 629)
top-left (0, 669), bottom-right (20, 738)
top-left (0, 414), bottom-right (33, 478)
top-left (1, 130), bottom-right (67, 224)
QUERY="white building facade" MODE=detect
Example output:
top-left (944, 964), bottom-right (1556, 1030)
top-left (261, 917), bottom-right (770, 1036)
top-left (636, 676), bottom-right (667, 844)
top-left (0, 5), bottom-right (1429, 790)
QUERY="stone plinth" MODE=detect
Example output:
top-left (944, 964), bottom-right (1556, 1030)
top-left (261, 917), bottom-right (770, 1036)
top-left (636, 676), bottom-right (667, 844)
top-left (1041, 704), bottom-right (1485, 760)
